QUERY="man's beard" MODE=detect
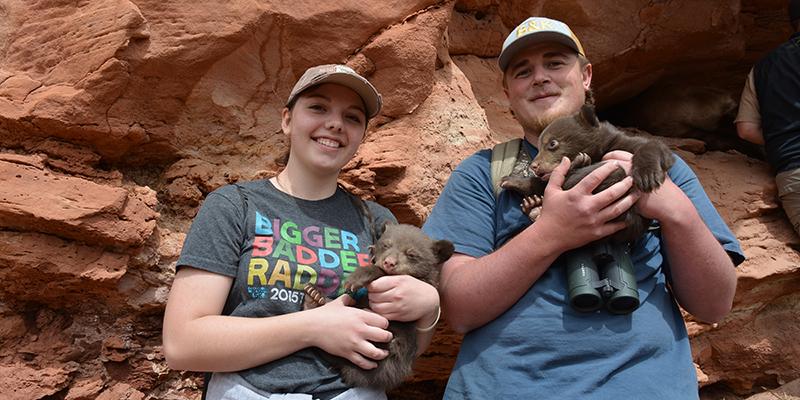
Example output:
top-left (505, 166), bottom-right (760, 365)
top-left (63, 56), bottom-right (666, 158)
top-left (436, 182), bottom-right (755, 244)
top-left (516, 89), bottom-right (594, 136)
top-left (520, 109), bottom-right (563, 135)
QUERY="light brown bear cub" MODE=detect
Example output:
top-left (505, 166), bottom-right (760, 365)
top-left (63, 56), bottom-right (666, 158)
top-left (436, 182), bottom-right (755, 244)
top-left (304, 223), bottom-right (454, 390)
top-left (500, 104), bottom-right (675, 243)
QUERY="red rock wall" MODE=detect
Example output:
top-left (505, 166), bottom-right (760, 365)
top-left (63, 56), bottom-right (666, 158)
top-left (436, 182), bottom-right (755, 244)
top-left (1, 1), bottom-right (798, 399)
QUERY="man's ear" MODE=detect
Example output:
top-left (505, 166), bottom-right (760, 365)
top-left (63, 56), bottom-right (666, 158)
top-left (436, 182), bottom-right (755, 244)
top-left (582, 62), bottom-right (593, 91)
top-left (433, 240), bottom-right (455, 264)
top-left (281, 107), bottom-right (292, 136)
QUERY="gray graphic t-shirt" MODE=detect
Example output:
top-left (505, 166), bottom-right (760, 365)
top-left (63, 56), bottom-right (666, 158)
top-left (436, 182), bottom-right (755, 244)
top-left (177, 180), bottom-right (396, 398)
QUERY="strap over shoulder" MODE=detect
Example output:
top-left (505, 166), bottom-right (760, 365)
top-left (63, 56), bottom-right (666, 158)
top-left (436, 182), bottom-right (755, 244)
top-left (490, 138), bottom-right (522, 198)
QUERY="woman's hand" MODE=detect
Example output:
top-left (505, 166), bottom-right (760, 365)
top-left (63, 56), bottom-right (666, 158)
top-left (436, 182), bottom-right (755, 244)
top-left (367, 275), bottom-right (440, 324)
top-left (307, 295), bottom-right (393, 370)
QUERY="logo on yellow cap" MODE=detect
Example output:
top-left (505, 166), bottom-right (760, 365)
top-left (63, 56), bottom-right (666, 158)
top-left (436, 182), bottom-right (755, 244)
top-left (515, 19), bottom-right (555, 38)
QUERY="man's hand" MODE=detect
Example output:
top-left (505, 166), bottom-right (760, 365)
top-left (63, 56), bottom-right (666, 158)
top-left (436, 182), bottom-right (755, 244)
top-left (602, 150), bottom-right (682, 221)
top-left (535, 156), bottom-right (638, 254)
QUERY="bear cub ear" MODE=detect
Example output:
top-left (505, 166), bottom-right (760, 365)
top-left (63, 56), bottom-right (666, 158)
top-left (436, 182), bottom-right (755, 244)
top-left (579, 104), bottom-right (600, 128)
top-left (379, 220), bottom-right (396, 235)
top-left (433, 240), bottom-right (455, 264)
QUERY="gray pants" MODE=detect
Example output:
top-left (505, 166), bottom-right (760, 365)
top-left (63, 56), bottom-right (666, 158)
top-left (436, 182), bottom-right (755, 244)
top-left (776, 168), bottom-right (800, 236)
top-left (206, 372), bottom-right (387, 400)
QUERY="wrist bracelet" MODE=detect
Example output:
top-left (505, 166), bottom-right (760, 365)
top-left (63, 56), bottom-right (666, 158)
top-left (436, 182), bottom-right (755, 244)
top-left (416, 305), bottom-right (441, 332)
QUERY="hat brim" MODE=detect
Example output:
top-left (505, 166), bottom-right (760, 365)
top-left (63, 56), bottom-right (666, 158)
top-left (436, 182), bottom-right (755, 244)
top-left (499, 31), bottom-right (583, 72)
top-left (303, 73), bottom-right (382, 119)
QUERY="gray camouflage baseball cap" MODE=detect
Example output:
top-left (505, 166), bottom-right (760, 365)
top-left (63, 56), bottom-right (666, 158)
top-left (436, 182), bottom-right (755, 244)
top-left (286, 64), bottom-right (382, 119)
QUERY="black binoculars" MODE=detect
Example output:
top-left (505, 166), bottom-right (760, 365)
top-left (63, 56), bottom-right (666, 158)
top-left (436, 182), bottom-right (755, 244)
top-left (565, 241), bottom-right (639, 314)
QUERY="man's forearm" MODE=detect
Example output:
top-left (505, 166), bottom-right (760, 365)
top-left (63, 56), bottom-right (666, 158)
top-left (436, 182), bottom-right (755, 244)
top-left (659, 202), bottom-right (737, 323)
top-left (440, 226), bottom-right (561, 333)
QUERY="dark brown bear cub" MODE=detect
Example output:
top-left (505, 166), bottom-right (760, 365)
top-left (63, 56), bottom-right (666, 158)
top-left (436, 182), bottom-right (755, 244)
top-left (500, 104), bottom-right (675, 244)
top-left (304, 223), bottom-right (454, 390)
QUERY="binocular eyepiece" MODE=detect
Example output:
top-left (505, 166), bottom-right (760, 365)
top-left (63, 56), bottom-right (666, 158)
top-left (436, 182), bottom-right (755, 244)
top-left (565, 241), bottom-right (639, 314)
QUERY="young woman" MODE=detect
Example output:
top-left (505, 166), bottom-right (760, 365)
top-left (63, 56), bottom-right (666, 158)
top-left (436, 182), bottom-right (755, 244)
top-left (162, 64), bottom-right (441, 400)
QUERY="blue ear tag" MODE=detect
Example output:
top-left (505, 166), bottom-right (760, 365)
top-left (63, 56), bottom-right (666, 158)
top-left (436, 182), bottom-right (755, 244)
top-left (347, 287), bottom-right (368, 301)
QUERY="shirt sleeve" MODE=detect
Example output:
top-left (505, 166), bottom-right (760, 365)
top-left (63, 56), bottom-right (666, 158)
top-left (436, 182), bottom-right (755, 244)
top-left (668, 155), bottom-right (746, 266)
top-left (423, 151), bottom-right (498, 258)
top-left (176, 186), bottom-right (246, 276)
top-left (366, 200), bottom-right (398, 232)
top-left (735, 68), bottom-right (761, 124)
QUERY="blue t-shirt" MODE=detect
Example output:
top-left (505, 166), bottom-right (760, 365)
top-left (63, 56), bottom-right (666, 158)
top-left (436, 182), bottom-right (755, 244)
top-left (423, 140), bottom-right (744, 399)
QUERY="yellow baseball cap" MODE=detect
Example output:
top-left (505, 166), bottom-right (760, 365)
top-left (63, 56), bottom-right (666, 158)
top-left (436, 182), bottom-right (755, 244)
top-left (499, 17), bottom-right (585, 71)
top-left (287, 64), bottom-right (383, 119)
